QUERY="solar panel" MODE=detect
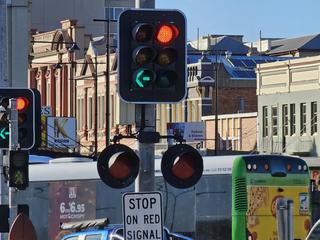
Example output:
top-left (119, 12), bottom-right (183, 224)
top-left (254, 59), bottom-right (267, 64)
top-left (229, 59), bottom-right (246, 68)
top-left (241, 59), bottom-right (256, 68)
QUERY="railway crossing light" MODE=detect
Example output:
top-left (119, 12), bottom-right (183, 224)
top-left (118, 9), bottom-right (186, 103)
top-left (97, 144), bottom-right (140, 189)
top-left (0, 88), bottom-right (40, 150)
top-left (161, 144), bottom-right (203, 189)
top-left (9, 150), bottom-right (29, 190)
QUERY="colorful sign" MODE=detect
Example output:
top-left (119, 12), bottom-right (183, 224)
top-left (48, 181), bottom-right (96, 240)
top-left (246, 186), bottom-right (310, 240)
top-left (47, 117), bottom-right (76, 148)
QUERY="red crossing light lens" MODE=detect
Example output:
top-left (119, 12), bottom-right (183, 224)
top-left (156, 24), bottom-right (178, 45)
top-left (172, 153), bottom-right (196, 179)
top-left (16, 97), bottom-right (29, 111)
top-left (108, 152), bottom-right (132, 180)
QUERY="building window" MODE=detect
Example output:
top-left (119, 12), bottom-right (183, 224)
top-left (271, 106), bottom-right (278, 136)
top-left (300, 103), bottom-right (307, 135)
top-left (88, 97), bottom-right (93, 130)
top-left (282, 104), bottom-right (289, 136)
top-left (262, 106), bottom-right (268, 137)
top-left (105, 7), bottom-right (129, 21)
top-left (311, 101), bottom-right (317, 135)
top-left (290, 104), bottom-right (296, 135)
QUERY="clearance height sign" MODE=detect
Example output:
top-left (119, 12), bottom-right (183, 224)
top-left (123, 192), bottom-right (163, 240)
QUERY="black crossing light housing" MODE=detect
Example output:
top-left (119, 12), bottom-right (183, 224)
top-left (9, 150), bottom-right (29, 190)
top-left (161, 144), bottom-right (203, 189)
top-left (97, 144), bottom-right (140, 189)
top-left (118, 9), bottom-right (186, 103)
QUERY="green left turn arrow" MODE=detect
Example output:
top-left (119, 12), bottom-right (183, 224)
top-left (0, 128), bottom-right (9, 140)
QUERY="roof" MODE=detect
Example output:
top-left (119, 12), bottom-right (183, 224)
top-left (209, 36), bottom-right (249, 55)
top-left (268, 34), bottom-right (320, 54)
top-left (187, 54), bottom-right (290, 80)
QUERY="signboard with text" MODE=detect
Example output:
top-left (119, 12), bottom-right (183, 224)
top-left (123, 192), bottom-right (163, 240)
top-left (167, 122), bottom-right (205, 141)
top-left (48, 181), bottom-right (96, 240)
top-left (47, 117), bottom-right (76, 148)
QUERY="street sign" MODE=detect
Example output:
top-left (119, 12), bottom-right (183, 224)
top-left (41, 106), bottom-right (52, 116)
top-left (8, 213), bottom-right (37, 240)
top-left (47, 117), bottom-right (76, 148)
top-left (123, 192), bottom-right (163, 240)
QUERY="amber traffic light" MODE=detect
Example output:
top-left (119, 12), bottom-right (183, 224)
top-left (118, 9), bottom-right (186, 103)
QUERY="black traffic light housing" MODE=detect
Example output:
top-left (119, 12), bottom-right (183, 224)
top-left (9, 150), bottom-right (29, 190)
top-left (97, 144), bottom-right (140, 189)
top-left (0, 88), bottom-right (40, 150)
top-left (0, 205), bottom-right (9, 233)
top-left (118, 9), bottom-right (186, 103)
top-left (161, 144), bottom-right (203, 189)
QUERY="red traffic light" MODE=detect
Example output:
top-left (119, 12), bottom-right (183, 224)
top-left (16, 97), bottom-right (29, 111)
top-left (97, 144), bottom-right (140, 189)
top-left (161, 144), bottom-right (203, 189)
top-left (156, 24), bottom-right (179, 45)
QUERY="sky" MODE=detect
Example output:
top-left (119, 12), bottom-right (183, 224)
top-left (156, 0), bottom-right (320, 42)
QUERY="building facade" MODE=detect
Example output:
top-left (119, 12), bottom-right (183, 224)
top-left (29, 0), bottom-right (154, 39)
top-left (203, 112), bottom-right (257, 152)
top-left (257, 55), bottom-right (320, 156)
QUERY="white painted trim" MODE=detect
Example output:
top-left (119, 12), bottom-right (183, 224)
top-left (202, 112), bottom-right (257, 121)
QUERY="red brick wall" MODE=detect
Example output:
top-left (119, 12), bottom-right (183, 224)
top-left (213, 87), bottom-right (257, 114)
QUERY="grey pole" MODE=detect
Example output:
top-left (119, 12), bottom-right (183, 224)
top-left (134, 0), bottom-right (155, 192)
top-left (94, 56), bottom-right (98, 159)
top-left (0, 0), bottom-right (9, 88)
top-left (105, 7), bottom-right (110, 147)
top-left (135, 0), bottom-right (155, 9)
top-left (8, 98), bottom-right (18, 226)
top-left (0, 1), bottom-right (9, 239)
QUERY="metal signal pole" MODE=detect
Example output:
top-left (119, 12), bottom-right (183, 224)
top-left (135, 0), bottom-right (155, 192)
top-left (0, 1), bottom-right (9, 239)
top-left (8, 99), bottom-right (18, 228)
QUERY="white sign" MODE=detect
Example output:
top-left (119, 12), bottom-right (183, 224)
top-left (41, 106), bottom-right (52, 116)
top-left (123, 192), bottom-right (163, 240)
top-left (47, 117), bottom-right (76, 148)
top-left (167, 122), bottom-right (205, 141)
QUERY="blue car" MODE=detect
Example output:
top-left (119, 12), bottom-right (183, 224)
top-left (59, 218), bottom-right (192, 240)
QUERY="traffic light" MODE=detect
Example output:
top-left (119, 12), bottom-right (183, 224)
top-left (118, 9), bottom-right (186, 103)
top-left (0, 88), bottom-right (40, 150)
top-left (161, 144), bottom-right (203, 189)
top-left (9, 150), bottom-right (29, 190)
top-left (97, 144), bottom-right (140, 189)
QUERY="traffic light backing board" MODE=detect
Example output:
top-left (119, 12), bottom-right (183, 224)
top-left (118, 9), bottom-right (187, 103)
